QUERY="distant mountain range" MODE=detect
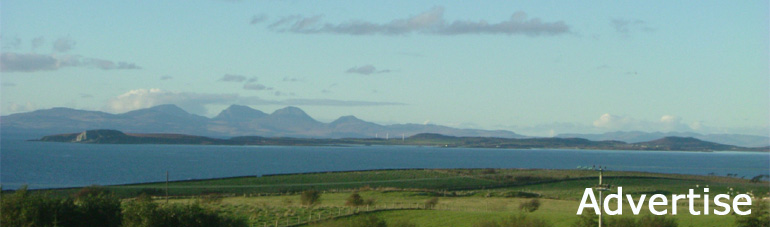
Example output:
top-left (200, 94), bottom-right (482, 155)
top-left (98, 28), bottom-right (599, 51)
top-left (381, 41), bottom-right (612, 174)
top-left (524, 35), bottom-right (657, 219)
top-left (557, 131), bottom-right (770, 148)
top-left (1, 104), bottom-right (524, 139)
top-left (3, 104), bottom-right (767, 148)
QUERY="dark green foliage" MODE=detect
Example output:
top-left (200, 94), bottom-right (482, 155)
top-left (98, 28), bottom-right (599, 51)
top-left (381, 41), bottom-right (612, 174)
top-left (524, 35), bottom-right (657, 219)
top-left (518, 198), bottom-right (541, 213)
top-left (345, 192), bottom-right (365, 206)
top-left (473, 213), bottom-right (552, 227)
top-left (502, 191), bottom-right (541, 198)
top-left (735, 202), bottom-right (770, 227)
top-left (750, 174), bottom-right (769, 183)
top-left (635, 215), bottom-right (678, 227)
top-left (122, 195), bottom-right (247, 227)
top-left (1, 186), bottom-right (120, 227)
top-left (300, 190), bottom-right (321, 207)
top-left (572, 213), bottom-right (677, 227)
top-left (75, 191), bottom-right (123, 227)
top-left (571, 212), bottom-right (598, 227)
top-left (424, 197), bottom-right (439, 209)
top-left (603, 216), bottom-right (637, 227)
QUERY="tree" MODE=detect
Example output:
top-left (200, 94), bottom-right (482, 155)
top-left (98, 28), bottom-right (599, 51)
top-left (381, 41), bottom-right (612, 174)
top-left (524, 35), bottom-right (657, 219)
top-left (346, 193), bottom-right (365, 207)
top-left (300, 190), bottom-right (321, 207)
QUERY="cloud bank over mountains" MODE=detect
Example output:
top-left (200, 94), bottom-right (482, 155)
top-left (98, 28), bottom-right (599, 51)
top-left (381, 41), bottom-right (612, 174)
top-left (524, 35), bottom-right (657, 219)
top-left (105, 88), bottom-right (405, 116)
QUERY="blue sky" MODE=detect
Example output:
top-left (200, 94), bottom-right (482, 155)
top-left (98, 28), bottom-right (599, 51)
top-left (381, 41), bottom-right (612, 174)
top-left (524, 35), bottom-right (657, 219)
top-left (1, 0), bottom-right (768, 136)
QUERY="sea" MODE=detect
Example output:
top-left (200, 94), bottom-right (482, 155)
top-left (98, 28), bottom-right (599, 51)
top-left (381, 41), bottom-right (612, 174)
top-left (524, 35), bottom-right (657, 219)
top-left (1, 134), bottom-right (769, 189)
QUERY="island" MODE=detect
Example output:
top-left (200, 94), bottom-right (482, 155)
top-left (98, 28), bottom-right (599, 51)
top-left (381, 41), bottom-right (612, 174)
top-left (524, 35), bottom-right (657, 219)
top-left (35, 129), bottom-right (769, 152)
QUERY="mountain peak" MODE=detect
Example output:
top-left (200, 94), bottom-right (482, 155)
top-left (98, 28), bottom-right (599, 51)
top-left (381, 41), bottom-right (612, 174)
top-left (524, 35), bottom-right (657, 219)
top-left (214, 105), bottom-right (266, 121)
top-left (272, 106), bottom-right (309, 117)
top-left (146, 104), bottom-right (189, 115)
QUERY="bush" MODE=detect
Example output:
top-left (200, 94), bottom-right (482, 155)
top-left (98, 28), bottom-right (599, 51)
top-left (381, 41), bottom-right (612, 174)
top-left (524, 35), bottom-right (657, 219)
top-left (1, 187), bottom-right (79, 226)
top-left (636, 215), bottom-right (677, 227)
top-left (123, 196), bottom-right (247, 227)
top-left (300, 190), bottom-right (321, 207)
top-left (346, 193), bottom-right (365, 206)
top-left (571, 212), bottom-right (598, 227)
top-left (75, 192), bottom-right (123, 227)
top-left (474, 213), bottom-right (552, 227)
top-left (424, 197), bottom-right (439, 209)
top-left (1, 186), bottom-right (121, 227)
top-left (735, 201), bottom-right (770, 227)
top-left (519, 198), bottom-right (541, 213)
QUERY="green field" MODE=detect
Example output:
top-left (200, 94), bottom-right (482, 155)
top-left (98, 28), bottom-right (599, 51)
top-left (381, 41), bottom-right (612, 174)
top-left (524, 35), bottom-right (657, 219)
top-left (8, 169), bottom-right (770, 226)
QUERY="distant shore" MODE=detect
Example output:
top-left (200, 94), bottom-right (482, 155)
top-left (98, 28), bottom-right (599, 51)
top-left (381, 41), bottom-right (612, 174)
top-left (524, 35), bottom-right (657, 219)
top-left (36, 129), bottom-right (770, 152)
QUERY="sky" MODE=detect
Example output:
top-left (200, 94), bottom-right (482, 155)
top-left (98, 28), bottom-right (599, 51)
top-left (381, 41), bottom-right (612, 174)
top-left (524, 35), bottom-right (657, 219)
top-left (1, 0), bottom-right (768, 137)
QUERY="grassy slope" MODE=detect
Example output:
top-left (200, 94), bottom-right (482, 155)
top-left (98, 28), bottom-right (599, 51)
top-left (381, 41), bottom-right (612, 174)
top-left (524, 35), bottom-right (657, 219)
top-left (46, 168), bottom-right (762, 227)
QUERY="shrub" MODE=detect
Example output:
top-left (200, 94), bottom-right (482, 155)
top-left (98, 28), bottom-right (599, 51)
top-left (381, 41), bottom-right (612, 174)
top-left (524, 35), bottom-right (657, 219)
top-left (735, 201), bottom-right (770, 227)
top-left (123, 197), bottom-right (247, 227)
top-left (519, 198), bottom-right (541, 213)
top-left (571, 212), bottom-right (598, 227)
top-left (346, 193), bottom-right (365, 206)
top-left (75, 192), bottom-right (122, 227)
top-left (424, 197), bottom-right (439, 209)
top-left (1, 187), bottom-right (79, 226)
top-left (636, 214), bottom-right (677, 227)
top-left (300, 190), bottom-right (321, 207)
top-left (1, 186), bottom-right (120, 227)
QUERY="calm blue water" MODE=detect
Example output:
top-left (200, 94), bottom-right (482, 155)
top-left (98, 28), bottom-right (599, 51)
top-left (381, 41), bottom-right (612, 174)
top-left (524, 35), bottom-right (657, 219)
top-left (2, 135), bottom-right (769, 189)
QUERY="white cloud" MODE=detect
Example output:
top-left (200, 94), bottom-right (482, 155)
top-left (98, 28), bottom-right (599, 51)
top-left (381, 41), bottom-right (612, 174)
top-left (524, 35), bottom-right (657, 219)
top-left (593, 113), bottom-right (695, 132)
top-left (593, 113), bottom-right (633, 129)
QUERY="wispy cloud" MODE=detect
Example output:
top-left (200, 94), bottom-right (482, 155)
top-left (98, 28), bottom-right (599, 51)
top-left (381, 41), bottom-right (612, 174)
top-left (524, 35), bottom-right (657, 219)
top-left (0, 53), bottom-right (141, 72)
top-left (53, 37), bottom-right (76, 52)
top-left (218, 74), bottom-right (248, 82)
top-left (346, 65), bottom-right (391, 75)
top-left (243, 83), bottom-right (273, 91)
top-left (265, 7), bottom-right (570, 36)
top-left (106, 88), bottom-right (406, 115)
top-left (282, 77), bottom-right (301, 82)
top-left (250, 14), bottom-right (268, 24)
top-left (611, 18), bottom-right (654, 35)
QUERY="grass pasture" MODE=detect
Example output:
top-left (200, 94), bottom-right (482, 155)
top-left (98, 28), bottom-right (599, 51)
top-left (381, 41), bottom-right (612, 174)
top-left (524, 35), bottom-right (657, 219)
top-left (6, 168), bottom-right (769, 226)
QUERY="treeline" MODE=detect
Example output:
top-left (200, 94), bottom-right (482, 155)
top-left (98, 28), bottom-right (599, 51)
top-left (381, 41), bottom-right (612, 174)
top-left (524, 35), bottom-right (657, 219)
top-left (0, 186), bottom-right (246, 227)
